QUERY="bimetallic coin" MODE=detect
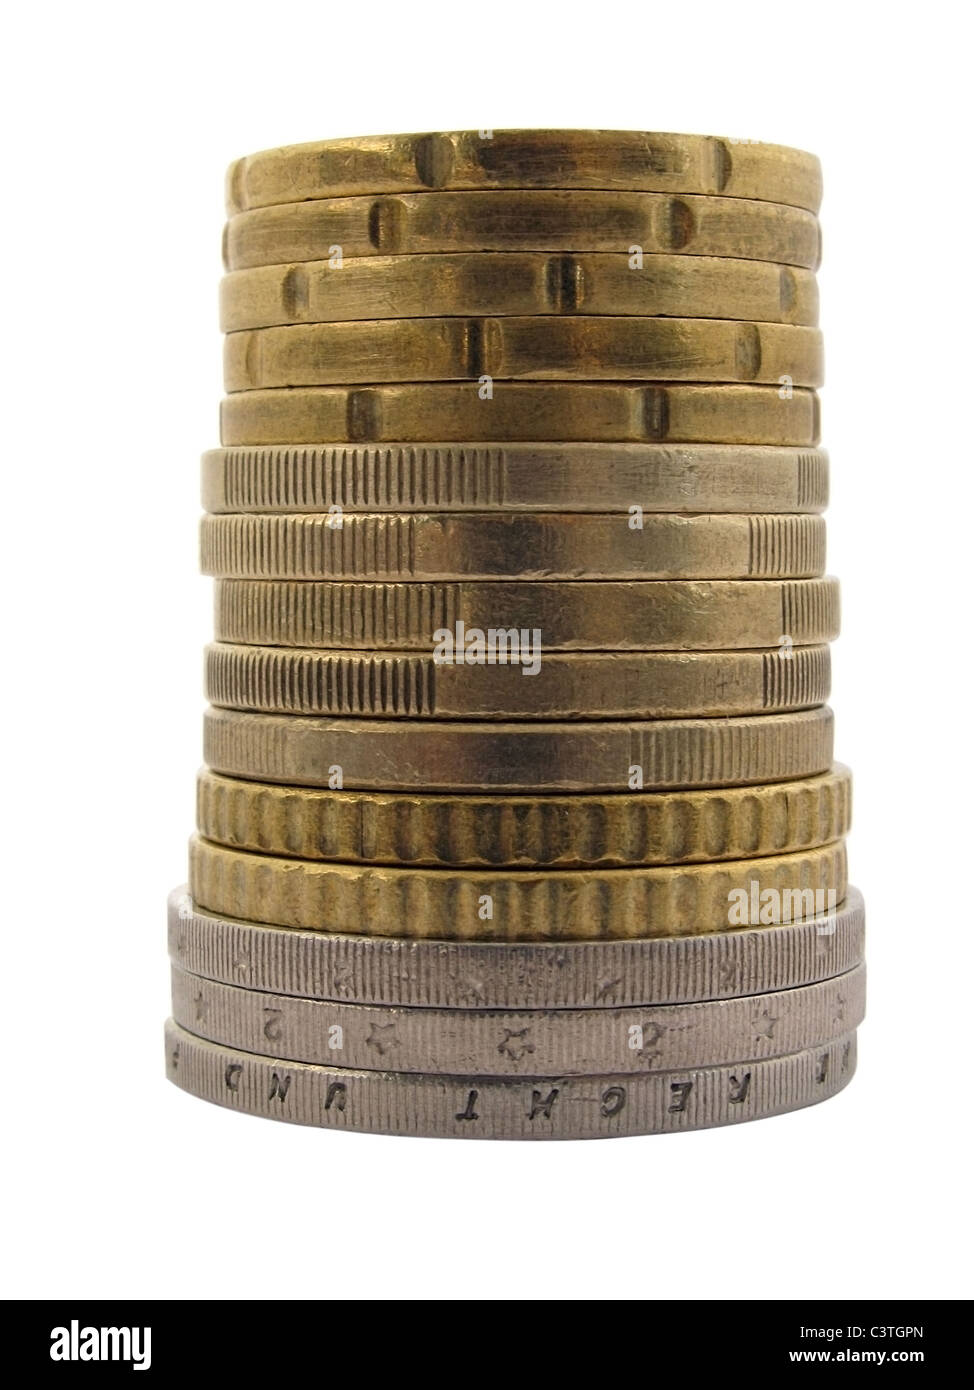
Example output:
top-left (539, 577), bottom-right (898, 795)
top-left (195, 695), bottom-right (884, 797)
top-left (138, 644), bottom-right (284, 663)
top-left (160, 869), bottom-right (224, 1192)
top-left (196, 765), bottom-right (853, 868)
top-left (219, 253), bottom-right (820, 332)
top-left (224, 190), bottom-right (821, 272)
top-left (188, 835), bottom-right (847, 940)
top-left (168, 883), bottom-right (866, 1007)
top-left (220, 383), bottom-right (820, 446)
top-left (223, 319), bottom-right (824, 389)
top-left (203, 705), bottom-right (835, 792)
top-left (213, 577), bottom-right (840, 651)
top-left (226, 130), bottom-right (822, 213)
top-left (202, 444), bottom-right (829, 515)
top-left (203, 643), bottom-right (831, 720)
top-left (200, 512), bottom-right (826, 581)
top-left (165, 1021), bottom-right (858, 1139)
top-left (171, 963), bottom-right (865, 1075)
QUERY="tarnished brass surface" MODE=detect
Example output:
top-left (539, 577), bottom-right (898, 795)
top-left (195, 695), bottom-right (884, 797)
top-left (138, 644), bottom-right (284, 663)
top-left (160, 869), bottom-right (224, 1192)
top-left (224, 317), bottom-right (823, 390)
top-left (225, 190), bottom-right (821, 272)
top-left (201, 444), bottom-right (830, 514)
top-left (220, 253), bottom-right (820, 331)
top-left (195, 765), bottom-right (852, 867)
top-left (212, 577), bottom-right (840, 650)
top-left (203, 642), bottom-right (830, 719)
top-left (188, 834), bottom-right (847, 940)
top-left (226, 130), bottom-right (822, 213)
top-left (200, 511), bottom-right (826, 580)
top-left (221, 384), bottom-right (820, 446)
top-left (202, 705), bottom-right (835, 792)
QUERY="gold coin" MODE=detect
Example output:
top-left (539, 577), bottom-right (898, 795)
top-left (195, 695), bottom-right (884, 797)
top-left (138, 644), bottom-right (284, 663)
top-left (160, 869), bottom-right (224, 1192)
top-left (201, 444), bottom-right (829, 515)
top-left (203, 643), bottom-right (830, 720)
top-left (202, 706), bottom-right (835, 792)
top-left (220, 253), bottom-right (820, 331)
top-left (223, 319), bottom-right (824, 390)
top-left (188, 835), bottom-right (847, 940)
top-left (226, 130), bottom-right (822, 213)
top-left (196, 764), bottom-right (853, 867)
top-left (213, 577), bottom-right (840, 651)
top-left (200, 512), bottom-right (825, 581)
top-left (220, 384), bottom-right (820, 446)
top-left (225, 190), bottom-right (821, 272)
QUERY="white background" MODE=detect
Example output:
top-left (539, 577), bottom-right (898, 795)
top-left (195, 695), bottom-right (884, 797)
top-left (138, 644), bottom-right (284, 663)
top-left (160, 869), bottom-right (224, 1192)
top-left (3, 0), bottom-right (971, 1301)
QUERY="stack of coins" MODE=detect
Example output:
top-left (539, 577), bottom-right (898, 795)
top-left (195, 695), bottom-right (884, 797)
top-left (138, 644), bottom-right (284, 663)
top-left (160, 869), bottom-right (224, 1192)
top-left (166, 130), bottom-right (864, 1139)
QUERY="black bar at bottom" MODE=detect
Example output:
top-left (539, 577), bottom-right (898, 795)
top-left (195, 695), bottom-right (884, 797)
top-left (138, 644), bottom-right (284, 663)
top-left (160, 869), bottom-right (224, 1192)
top-left (2, 1299), bottom-right (956, 1377)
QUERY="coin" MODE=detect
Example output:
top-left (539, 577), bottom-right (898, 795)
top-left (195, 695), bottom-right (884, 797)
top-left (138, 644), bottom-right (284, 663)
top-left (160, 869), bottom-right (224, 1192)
top-left (171, 962), bottom-right (864, 1075)
top-left (221, 383), bottom-right (819, 447)
top-left (224, 190), bottom-right (821, 271)
top-left (168, 883), bottom-right (865, 1007)
top-left (225, 130), bottom-right (822, 213)
top-left (213, 577), bottom-right (840, 651)
top-left (164, 1021), bottom-right (857, 1138)
top-left (201, 444), bottom-right (829, 514)
top-left (200, 512), bottom-right (826, 581)
top-left (188, 835), bottom-right (847, 939)
top-left (223, 319), bottom-right (824, 390)
top-left (203, 704), bottom-right (834, 793)
top-left (203, 643), bottom-right (830, 720)
top-left (220, 253), bottom-right (820, 332)
top-left (169, 129), bottom-right (861, 1141)
top-left (196, 765), bottom-right (852, 867)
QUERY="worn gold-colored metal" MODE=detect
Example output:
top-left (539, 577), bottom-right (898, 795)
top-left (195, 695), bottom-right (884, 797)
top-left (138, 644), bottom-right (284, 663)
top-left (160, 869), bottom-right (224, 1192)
top-left (220, 253), bottom-right (820, 331)
top-left (188, 834), bottom-right (847, 940)
top-left (224, 191), bottom-right (821, 272)
top-left (226, 130), bottom-right (822, 213)
top-left (213, 576), bottom-right (840, 651)
top-left (221, 383), bottom-right (819, 446)
top-left (224, 318), bottom-right (824, 390)
top-left (202, 444), bottom-right (828, 515)
top-left (196, 764), bottom-right (853, 868)
top-left (202, 705), bottom-right (835, 793)
top-left (167, 130), bottom-right (861, 1138)
top-left (202, 443), bottom-right (828, 515)
top-left (204, 642), bottom-right (830, 720)
top-left (200, 511), bottom-right (825, 581)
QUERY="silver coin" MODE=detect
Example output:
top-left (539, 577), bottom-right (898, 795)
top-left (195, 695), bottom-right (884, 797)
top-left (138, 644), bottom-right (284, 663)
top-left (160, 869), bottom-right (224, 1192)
top-left (164, 1020), bottom-right (857, 1139)
top-left (170, 962), bottom-right (865, 1075)
top-left (168, 885), bottom-right (865, 1009)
